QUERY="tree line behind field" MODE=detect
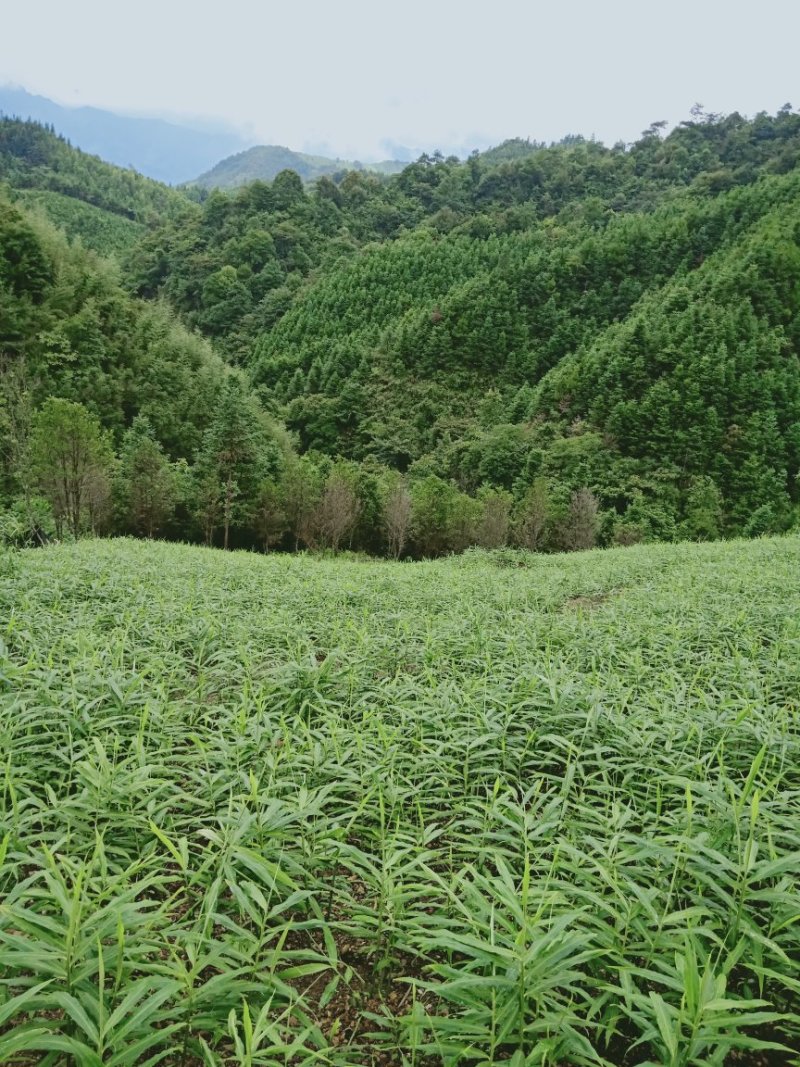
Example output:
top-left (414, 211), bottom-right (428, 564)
top-left (2, 106), bottom-right (800, 555)
top-left (14, 395), bottom-right (614, 555)
top-left (0, 383), bottom-right (754, 555)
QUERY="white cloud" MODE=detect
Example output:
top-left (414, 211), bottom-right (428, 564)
top-left (2, 0), bottom-right (798, 159)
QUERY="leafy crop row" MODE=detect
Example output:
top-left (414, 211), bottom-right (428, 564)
top-left (1, 536), bottom-right (799, 1064)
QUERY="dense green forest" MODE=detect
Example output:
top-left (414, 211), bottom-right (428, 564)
top-left (2, 106), bottom-right (800, 554)
top-left (0, 119), bottom-right (196, 252)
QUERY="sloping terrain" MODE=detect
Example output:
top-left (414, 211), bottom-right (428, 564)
top-left (0, 85), bottom-right (250, 184)
top-left (0, 118), bottom-right (196, 254)
top-left (250, 169), bottom-right (800, 533)
top-left (3, 109), bottom-right (800, 551)
top-left (192, 143), bottom-right (405, 189)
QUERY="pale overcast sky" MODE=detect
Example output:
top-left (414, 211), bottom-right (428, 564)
top-left (2, 0), bottom-right (799, 159)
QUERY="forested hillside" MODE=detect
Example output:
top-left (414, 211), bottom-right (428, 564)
top-left (192, 143), bottom-right (405, 190)
top-left (2, 107), bottom-right (800, 554)
top-left (251, 171), bottom-right (800, 533)
top-left (0, 192), bottom-right (284, 546)
top-left (0, 118), bottom-right (196, 253)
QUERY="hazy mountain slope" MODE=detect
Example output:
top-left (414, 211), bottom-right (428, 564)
top-left (0, 118), bottom-right (196, 253)
top-left (191, 143), bottom-right (406, 189)
top-left (0, 85), bottom-right (250, 184)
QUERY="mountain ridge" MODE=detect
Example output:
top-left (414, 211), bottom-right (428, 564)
top-left (0, 85), bottom-right (251, 184)
top-left (190, 143), bottom-right (407, 189)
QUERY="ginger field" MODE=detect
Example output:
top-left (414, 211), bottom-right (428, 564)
top-left (1, 537), bottom-right (799, 1066)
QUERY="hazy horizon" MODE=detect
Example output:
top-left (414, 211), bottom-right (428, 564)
top-left (2, 0), bottom-right (799, 162)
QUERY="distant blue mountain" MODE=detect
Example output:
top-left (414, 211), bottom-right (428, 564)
top-left (0, 85), bottom-right (251, 184)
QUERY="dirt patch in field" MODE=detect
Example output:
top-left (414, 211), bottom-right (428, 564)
top-left (562, 588), bottom-right (624, 611)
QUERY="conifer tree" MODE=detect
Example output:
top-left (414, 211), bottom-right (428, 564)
top-left (116, 416), bottom-right (177, 538)
top-left (194, 378), bottom-right (277, 549)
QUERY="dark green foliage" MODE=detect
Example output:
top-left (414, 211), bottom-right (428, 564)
top-left (115, 416), bottom-right (178, 538)
top-left (0, 118), bottom-right (194, 225)
top-left (0, 194), bottom-right (244, 548)
top-left (240, 112), bottom-right (800, 542)
top-left (29, 397), bottom-right (114, 538)
top-left (0, 195), bottom-right (227, 453)
top-left (5, 108), bottom-right (800, 553)
top-left (192, 376), bottom-right (282, 548)
top-left (0, 197), bottom-right (53, 300)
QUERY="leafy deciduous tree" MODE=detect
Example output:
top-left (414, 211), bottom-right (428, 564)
top-left (31, 397), bottom-right (113, 539)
